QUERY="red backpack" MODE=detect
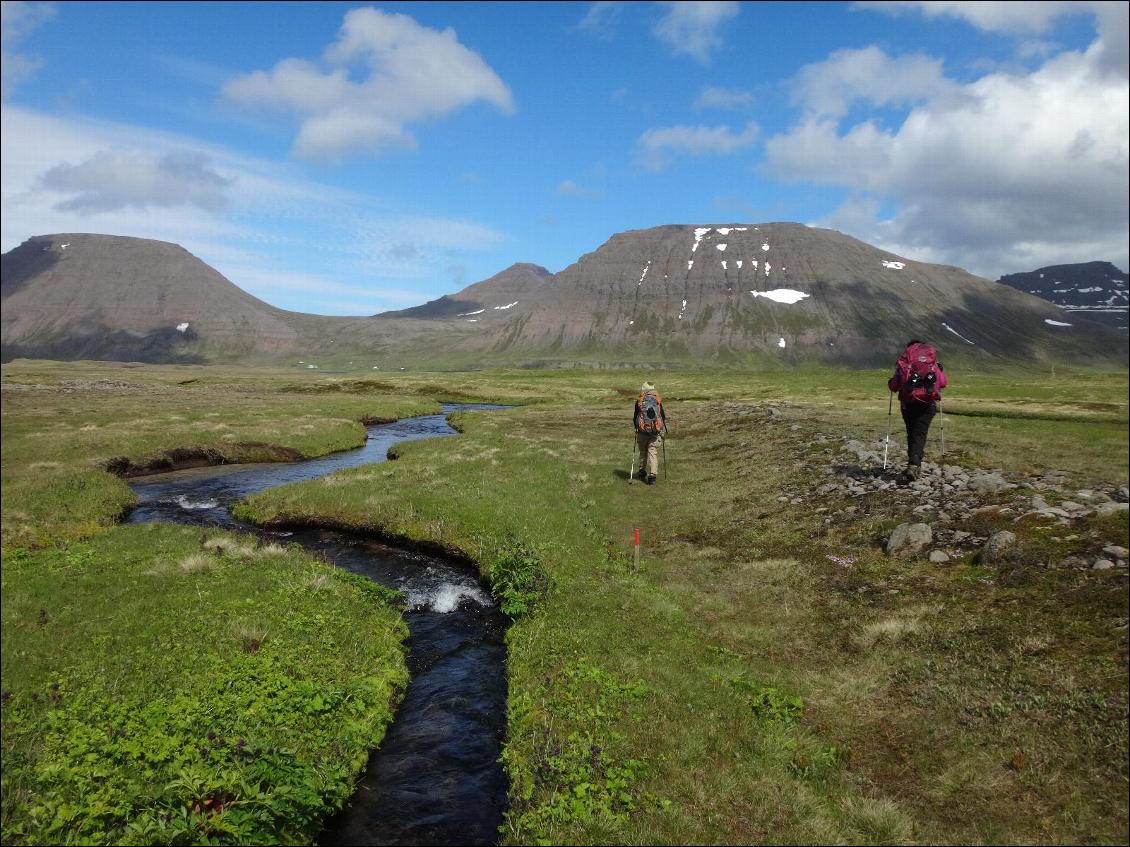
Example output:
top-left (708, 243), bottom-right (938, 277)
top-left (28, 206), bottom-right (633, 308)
top-left (893, 343), bottom-right (942, 406)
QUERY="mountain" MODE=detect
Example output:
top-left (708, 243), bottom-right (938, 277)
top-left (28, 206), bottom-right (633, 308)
top-left (369, 223), bottom-right (1128, 366)
top-left (4, 227), bottom-right (1127, 368)
top-left (997, 261), bottom-right (1129, 330)
top-left (1, 234), bottom-right (314, 362)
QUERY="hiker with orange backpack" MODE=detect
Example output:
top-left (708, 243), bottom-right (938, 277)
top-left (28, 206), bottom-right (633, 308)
top-left (632, 381), bottom-right (667, 485)
top-left (888, 340), bottom-right (948, 483)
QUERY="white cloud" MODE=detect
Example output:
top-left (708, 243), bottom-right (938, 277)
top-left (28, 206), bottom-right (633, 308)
top-left (221, 266), bottom-right (424, 315)
top-left (693, 85), bottom-right (754, 110)
top-left (555, 179), bottom-right (598, 198)
top-left (765, 33), bottom-right (1130, 277)
top-left (1, 104), bottom-right (508, 314)
top-left (637, 120), bottom-right (758, 170)
top-left (652, 1), bottom-right (740, 64)
top-left (854, 1), bottom-right (1128, 77)
top-left (1, 0), bottom-right (55, 97)
top-left (574, 1), bottom-right (625, 38)
top-left (789, 46), bottom-right (962, 118)
top-left (854, 1), bottom-right (1095, 34)
top-left (39, 150), bottom-right (232, 213)
top-left (223, 7), bottom-right (514, 162)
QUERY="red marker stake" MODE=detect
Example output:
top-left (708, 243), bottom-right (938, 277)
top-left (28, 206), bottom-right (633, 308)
top-left (633, 527), bottom-right (640, 572)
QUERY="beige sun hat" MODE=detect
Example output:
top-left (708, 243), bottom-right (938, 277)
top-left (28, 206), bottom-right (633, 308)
top-left (641, 381), bottom-right (655, 392)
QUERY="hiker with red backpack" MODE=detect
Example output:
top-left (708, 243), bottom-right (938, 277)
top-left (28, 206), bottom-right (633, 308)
top-left (632, 381), bottom-right (667, 485)
top-left (888, 340), bottom-right (948, 483)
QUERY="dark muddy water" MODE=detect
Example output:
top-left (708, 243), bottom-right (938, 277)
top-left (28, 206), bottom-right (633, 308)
top-left (127, 404), bottom-right (509, 845)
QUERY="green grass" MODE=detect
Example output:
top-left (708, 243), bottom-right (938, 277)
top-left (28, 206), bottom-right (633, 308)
top-left (1, 524), bottom-right (408, 845)
top-left (1, 360), bottom-right (440, 547)
top-left (2, 359), bottom-right (1127, 845)
top-left (238, 394), bottom-right (1127, 844)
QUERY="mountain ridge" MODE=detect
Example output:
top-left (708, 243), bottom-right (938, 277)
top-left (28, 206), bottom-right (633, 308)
top-left (998, 261), bottom-right (1129, 330)
top-left (3, 226), bottom-right (1127, 368)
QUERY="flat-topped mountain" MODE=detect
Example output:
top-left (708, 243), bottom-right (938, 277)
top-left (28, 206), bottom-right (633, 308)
top-left (998, 261), bottom-right (1128, 330)
top-left (369, 223), bottom-right (1127, 365)
top-left (3, 227), bottom-right (1127, 367)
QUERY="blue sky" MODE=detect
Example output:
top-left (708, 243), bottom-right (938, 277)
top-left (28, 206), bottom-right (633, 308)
top-left (2, 1), bottom-right (1127, 315)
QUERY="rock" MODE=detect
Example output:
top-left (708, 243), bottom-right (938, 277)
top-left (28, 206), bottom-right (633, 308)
top-left (1060, 555), bottom-right (1089, 569)
top-left (1102, 545), bottom-right (1128, 560)
top-left (1031, 494), bottom-right (1051, 510)
top-left (1095, 502), bottom-right (1130, 518)
top-left (886, 522), bottom-right (933, 558)
top-left (952, 530), bottom-right (971, 542)
top-left (789, 424), bottom-right (801, 431)
top-left (970, 472), bottom-right (1011, 495)
top-left (1117, 486), bottom-right (1129, 503)
top-left (978, 530), bottom-right (1017, 564)
top-left (1074, 489), bottom-right (1111, 504)
top-left (1092, 559), bottom-right (1115, 571)
top-left (928, 549), bottom-right (951, 563)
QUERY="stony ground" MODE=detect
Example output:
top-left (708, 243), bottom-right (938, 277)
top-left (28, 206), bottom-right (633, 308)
top-left (728, 400), bottom-right (1129, 571)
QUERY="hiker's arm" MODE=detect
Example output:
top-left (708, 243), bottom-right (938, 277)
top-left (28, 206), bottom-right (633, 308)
top-left (887, 368), bottom-right (900, 392)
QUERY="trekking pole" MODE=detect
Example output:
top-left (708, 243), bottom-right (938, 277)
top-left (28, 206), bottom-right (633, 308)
top-left (882, 392), bottom-right (893, 471)
top-left (938, 396), bottom-right (946, 509)
top-left (662, 422), bottom-right (670, 480)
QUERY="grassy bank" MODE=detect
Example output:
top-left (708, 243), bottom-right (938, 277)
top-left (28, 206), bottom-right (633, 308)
top-left (2, 359), bottom-right (1127, 844)
top-left (1, 524), bottom-right (408, 845)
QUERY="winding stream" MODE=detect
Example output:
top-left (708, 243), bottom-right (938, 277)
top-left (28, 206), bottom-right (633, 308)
top-left (126, 404), bottom-right (509, 845)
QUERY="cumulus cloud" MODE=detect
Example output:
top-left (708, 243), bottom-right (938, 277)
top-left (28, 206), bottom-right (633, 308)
top-left (222, 7), bottom-right (514, 162)
top-left (789, 46), bottom-right (963, 117)
top-left (652, 1), bottom-right (740, 64)
top-left (1, 0), bottom-right (55, 97)
top-left (855, 1), bottom-right (1096, 34)
top-left (693, 85), bottom-right (754, 110)
top-left (765, 29), bottom-right (1129, 276)
top-left (855, 1), bottom-right (1128, 78)
top-left (38, 150), bottom-right (232, 213)
top-left (637, 120), bottom-right (758, 170)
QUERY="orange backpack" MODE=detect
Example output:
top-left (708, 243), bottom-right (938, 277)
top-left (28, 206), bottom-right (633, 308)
top-left (636, 390), bottom-right (663, 434)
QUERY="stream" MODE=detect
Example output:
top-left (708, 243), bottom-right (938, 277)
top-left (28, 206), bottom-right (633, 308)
top-left (126, 404), bottom-right (509, 845)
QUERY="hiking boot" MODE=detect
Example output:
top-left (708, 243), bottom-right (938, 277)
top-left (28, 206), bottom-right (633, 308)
top-left (897, 464), bottom-right (919, 484)
top-left (646, 474), bottom-right (657, 485)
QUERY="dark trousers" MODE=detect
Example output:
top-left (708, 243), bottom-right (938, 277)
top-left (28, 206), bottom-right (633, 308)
top-left (901, 403), bottom-right (937, 466)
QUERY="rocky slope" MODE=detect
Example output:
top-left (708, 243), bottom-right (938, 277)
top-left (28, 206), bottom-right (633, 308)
top-left (997, 261), bottom-right (1129, 330)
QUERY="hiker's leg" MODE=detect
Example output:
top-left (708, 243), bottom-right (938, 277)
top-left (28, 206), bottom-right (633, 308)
top-left (648, 434), bottom-right (662, 477)
top-left (636, 432), bottom-right (650, 473)
top-left (906, 405), bottom-right (936, 467)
